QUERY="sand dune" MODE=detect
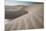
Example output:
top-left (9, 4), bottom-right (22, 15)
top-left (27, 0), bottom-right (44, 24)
top-left (5, 4), bottom-right (44, 31)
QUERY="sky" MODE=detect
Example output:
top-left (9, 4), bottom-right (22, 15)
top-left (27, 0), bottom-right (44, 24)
top-left (5, 0), bottom-right (43, 5)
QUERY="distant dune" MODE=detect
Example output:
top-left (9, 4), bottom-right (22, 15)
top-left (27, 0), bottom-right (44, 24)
top-left (5, 5), bottom-right (28, 19)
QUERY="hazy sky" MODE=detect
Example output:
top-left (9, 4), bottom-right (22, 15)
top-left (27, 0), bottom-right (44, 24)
top-left (5, 0), bottom-right (43, 5)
